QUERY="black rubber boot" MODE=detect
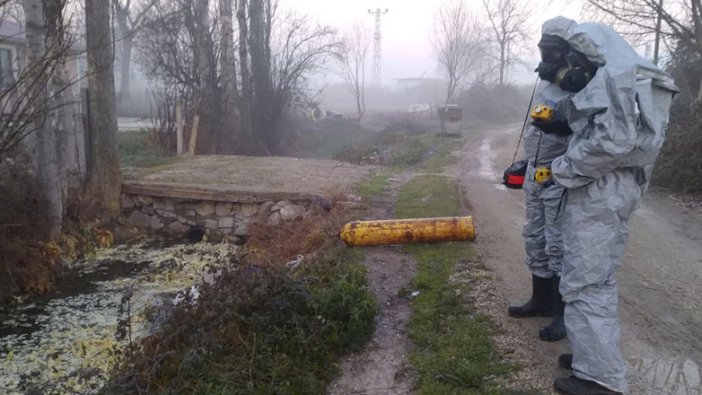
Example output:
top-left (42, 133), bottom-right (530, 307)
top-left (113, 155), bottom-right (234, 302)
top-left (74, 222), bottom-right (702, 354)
top-left (558, 353), bottom-right (573, 370)
top-left (508, 275), bottom-right (555, 317)
top-left (554, 376), bottom-right (622, 394)
top-left (539, 275), bottom-right (567, 341)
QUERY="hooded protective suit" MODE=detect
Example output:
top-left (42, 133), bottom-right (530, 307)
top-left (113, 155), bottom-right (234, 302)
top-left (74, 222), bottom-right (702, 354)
top-left (522, 81), bottom-right (572, 278)
top-left (521, 18), bottom-right (578, 279)
top-left (546, 17), bottom-right (678, 392)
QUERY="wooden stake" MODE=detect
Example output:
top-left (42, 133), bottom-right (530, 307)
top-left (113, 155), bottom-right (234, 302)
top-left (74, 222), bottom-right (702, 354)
top-left (189, 114), bottom-right (200, 156)
top-left (176, 101), bottom-right (183, 155)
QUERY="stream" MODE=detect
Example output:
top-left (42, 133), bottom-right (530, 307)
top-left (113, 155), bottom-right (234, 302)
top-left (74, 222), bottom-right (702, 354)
top-left (0, 238), bottom-right (240, 395)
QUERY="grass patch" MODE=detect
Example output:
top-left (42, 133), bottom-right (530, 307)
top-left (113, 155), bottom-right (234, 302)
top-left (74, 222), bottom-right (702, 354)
top-left (355, 170), bottom-right (392, 201)
top-left (419, 134), bottom-right (465, 173)
top-left (395, 175), bottom-right (462, 219)
top-left (118, 130), bottom-right (176, 168)
top-left (396, 175), bottom-right (512, 394)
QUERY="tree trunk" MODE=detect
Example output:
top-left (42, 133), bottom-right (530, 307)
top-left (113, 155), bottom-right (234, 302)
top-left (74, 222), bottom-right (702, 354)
top-left (193, 0), bottom-right (220, 154)
top-left (114, 5), bottom-right (132, 104)
top-left (219, 0), bottom-right (240, 153)
top-left (249, 0), bottom-right (272, 151)
top-left (499, 42), bottom-right (506, 86)
top-left (237, 0), bottom-right (252, 142)
top-left (23, 0), bottom-right (63, 240)
top-left (85, 0), bottom-right (121, 218)
top-left (45, 0), bottom-right (75, 203)
top-left (119, 35), bottom-right (133, 104)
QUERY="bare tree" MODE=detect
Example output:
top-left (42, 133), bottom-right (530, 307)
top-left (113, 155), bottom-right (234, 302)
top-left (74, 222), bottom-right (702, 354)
top-left (482, 0), bottom-right (532, 86)
top-left (136, 0), bottom-right (220, 154)
top-left (236, 0), bottom-right (252, 140)
top-left (85, 0), bottom-right (121, 218)
top-left (249, 0), bottom-right (273, 152)
top-left (585, 0), bottom-right (702, 98)
top-left (136, 0), bottom-right (337, 155)
top-left (433, 1), bottom-right (486, 103)
top-left (22, 0), bottom-right (63, 239)
top-left (335, 22), bottom-right (370, 120)
top-left (112, 0), bottom-right (157, 104)
top-left (219, 0), bottom-right (239, 129)
top-left (0, 6), bottom-right (72, 159)
top-left (266, 13), bottom-right (339, 151)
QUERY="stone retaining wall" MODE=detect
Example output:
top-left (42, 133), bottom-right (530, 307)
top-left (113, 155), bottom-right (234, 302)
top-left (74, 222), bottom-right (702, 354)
top-left (121, 194), bottom-right (317, 242)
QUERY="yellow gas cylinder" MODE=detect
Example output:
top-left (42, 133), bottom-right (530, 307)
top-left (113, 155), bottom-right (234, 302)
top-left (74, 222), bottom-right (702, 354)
top-left (340, 216), bottom-right (476, 246)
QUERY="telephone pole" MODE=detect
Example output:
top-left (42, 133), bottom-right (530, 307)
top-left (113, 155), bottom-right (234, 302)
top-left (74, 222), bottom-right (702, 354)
top-left (368, 8), bottom-right (389, 86)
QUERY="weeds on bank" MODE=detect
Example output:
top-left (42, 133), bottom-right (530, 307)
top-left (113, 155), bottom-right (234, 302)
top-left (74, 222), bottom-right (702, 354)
top-left (355, 170), bottom-right (392, 201)
top-left (336, 132), bottom-right (464, 170)
top-left (396, 175), bottom-right (512, 394)
top-left (104, 208), bottom-right (377, 394)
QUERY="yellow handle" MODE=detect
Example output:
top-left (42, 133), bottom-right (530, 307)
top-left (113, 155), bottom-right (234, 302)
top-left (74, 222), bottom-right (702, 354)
top-left (530, 104), bottom-right (554, 122)
top-left (534, 167), bottom-right (553, 185)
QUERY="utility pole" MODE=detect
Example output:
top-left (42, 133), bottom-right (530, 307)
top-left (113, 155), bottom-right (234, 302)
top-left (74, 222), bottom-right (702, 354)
top-left (653, 0), bottom-right (664, 65)
top-left (368, 8), bottom-right (389, 86)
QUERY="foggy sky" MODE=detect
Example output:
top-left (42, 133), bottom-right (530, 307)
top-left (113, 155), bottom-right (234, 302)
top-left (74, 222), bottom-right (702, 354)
top-left (287, 0), bottom-right (585, 85)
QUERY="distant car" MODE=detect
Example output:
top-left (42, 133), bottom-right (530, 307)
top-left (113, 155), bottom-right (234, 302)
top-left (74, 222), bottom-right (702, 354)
top-left (325, 110), bottom-right (343, 120)
top-left (407, 103), bottom-right (431, 113)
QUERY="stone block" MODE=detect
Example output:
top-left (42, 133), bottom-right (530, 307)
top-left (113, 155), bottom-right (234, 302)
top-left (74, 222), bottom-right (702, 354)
top-left (150, 216), bottom-right (164, 231)
top-left (234, 220), bottom-right (251, 236)
top-left (238, 203), bottom-right (259, 217)
top-left (204, 219), bottom-right (218, 229)
top-left (215, 202), bottom-right (232, 216)
top-left (121, 195), bottom-right (135, 209)
top-left (128, 210), bottom-right (152, 228)
top-left (136, 195), bottom-right (153, 205)
top-left (156, 209), bottom-right (177, 219)
top-left (154, 199), bottom-right (174, 211)
top-left (271, 200), bottom-right (291, 212)
top-left (280, 204), bottom-right (306, 221)
top-left (218, 216), bottom-right (234, 229)
top-left (195, 202), bottom-right (215, 217)
top-left (167, 221), bottom-right (190, 236)
top-left (254, 201), bottom-right (276, 224)
top-left (266, 212), bottom-right (281, 226)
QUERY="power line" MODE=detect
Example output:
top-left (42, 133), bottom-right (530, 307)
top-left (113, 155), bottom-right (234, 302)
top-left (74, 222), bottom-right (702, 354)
top-left (368, 8), bottom-right (389, 86)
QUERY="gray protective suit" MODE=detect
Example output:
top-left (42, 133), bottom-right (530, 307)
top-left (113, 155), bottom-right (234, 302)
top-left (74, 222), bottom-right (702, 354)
top-left (522, 81), bottom-right (572, 278)
top-left (547, 17), bottom-right (678, 392)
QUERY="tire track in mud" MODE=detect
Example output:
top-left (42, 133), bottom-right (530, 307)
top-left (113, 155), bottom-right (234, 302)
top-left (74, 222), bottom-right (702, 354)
top-left (328, 172), bottom-right (417, 395)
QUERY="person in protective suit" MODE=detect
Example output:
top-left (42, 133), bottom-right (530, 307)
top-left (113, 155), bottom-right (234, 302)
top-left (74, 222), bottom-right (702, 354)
top-left (507, 21), bottom-right (577, 343)
top-left (533, 16), bottom-right (678, 395)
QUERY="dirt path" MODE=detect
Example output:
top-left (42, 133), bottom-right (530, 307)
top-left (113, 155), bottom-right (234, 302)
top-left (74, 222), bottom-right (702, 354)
top-left (452, 125), bottom-right (702, 394)
top-left (328, 172), bottom-right (417, 395)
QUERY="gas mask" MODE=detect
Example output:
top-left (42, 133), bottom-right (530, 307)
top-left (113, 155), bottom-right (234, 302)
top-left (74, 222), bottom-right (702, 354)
top-left (536, 34), bottom-right (596, 93)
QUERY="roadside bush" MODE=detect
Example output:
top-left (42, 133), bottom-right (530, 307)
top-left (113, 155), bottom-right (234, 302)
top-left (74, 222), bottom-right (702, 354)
top-left (652, 46), bottom-right (702, 195)
top-left (456, 83), bottom-right (532, 124)
top-left (653, 102), bottom-right (702, 194)
top-left (0, 159), bottom-right (56, 300)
